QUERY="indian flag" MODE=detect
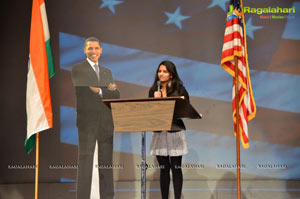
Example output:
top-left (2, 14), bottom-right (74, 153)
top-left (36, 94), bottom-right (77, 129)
top-left (25, 0), bottom-right (55, 154)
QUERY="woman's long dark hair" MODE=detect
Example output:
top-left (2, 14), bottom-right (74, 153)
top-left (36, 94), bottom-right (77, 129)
top-left (149, 60), bottom-right (183, 95)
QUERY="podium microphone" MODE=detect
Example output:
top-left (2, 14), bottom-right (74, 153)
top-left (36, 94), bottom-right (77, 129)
top-left (157, 81), bottom-right (161, 92)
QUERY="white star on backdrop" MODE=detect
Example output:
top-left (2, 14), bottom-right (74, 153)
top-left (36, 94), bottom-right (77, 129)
top-left (245, 17), bottom-right (263, 39)
top-left (164, 7), bottom-right (190, 29)
top-left (99, 0), bottom-right (123, 14)
top-left (208, 0), bottom-right (228, 12)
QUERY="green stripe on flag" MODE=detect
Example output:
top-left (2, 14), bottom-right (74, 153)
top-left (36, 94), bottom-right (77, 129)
top-left (25, 134), bottom-right (36, 154)
top-left (46, 39), bottom-right (55, 78)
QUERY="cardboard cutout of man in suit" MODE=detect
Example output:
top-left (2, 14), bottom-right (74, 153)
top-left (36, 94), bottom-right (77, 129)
top-left (71, 37), bottom-right (120, 199)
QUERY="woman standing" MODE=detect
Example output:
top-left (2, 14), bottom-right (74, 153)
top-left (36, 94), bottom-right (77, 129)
top-left (149, 60), bottom-right (189, 199)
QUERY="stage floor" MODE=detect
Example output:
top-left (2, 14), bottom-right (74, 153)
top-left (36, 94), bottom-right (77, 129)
top-left (1, 180), bottom-right (300, 199)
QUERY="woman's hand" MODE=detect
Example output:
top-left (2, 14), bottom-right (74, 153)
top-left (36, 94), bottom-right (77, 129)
top-left (154, 91), bottom-right (162, 98)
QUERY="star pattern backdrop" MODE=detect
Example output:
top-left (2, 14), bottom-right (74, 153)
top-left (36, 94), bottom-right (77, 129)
top-left (48, 0), bottom-right (300, 186)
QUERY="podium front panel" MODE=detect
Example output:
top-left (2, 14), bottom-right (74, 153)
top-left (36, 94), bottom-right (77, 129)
top-left (110, 100), bottom-right (175, 132)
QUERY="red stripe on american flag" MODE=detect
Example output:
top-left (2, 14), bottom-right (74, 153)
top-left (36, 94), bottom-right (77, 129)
top-left (223, 31), bottom-right (244, 45)
top-left (225, 17), bottom-right (241, 27)
top-left (221, 47), bottom-right (243, 59)
top-left (225, 61), bottom-right (246, 83)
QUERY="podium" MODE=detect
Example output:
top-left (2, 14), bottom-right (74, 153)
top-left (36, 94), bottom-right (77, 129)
top-left (103, 96), bottom-right (202, 199)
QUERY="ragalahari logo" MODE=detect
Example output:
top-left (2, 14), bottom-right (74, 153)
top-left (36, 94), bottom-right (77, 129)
top-left (244, 6), bottom-right (295, 19)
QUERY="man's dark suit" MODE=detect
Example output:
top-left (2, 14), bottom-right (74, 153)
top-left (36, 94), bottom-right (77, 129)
top-left (71, 60), bottom-right (120, 199)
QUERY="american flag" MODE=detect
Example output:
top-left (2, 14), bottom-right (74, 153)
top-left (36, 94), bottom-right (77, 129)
top-left (221, 0), bottom-right (256, 149)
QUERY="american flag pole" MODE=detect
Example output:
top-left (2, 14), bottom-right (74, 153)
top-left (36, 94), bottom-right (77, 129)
top-left (235, 0), bottom-right (247, 198)
top-left (238, 1), bottom-right (247, 198)
top-left (234, 55), bottom-right (241, 199)
top-left (221, 0), bottom-right (252, 197)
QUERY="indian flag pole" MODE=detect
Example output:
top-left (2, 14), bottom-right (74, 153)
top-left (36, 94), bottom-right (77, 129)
top-left (25, 0), bottom-right (54, 198)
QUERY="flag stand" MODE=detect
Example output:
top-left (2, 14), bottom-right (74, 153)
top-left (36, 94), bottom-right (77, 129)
top-left (234, 56), bottom-right (241, 199)
top-left (35, 133), bottom-right (39, 199)
top-left (27, 0), bottom-right (54, 198)
top-left (221, 0), bottom-right (255, 198)
top-left (235, 1), bottom-right (247, 198)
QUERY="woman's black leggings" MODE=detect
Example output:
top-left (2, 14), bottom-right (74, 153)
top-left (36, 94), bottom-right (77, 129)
top-left (156, 155), bottom-right (183, 199)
